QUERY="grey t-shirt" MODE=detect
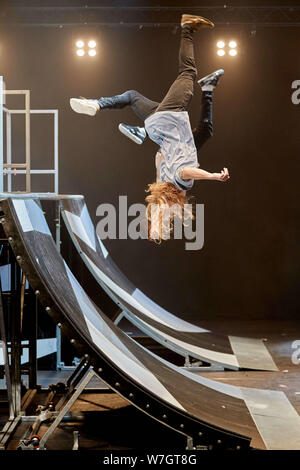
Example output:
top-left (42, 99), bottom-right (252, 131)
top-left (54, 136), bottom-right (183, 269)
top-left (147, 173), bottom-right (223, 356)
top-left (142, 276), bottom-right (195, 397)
top-left (144, 110), bottom-right (198, 191)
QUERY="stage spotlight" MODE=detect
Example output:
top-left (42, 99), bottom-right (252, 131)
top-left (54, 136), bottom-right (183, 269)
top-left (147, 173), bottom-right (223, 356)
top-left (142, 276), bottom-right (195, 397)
top-left (76, 49), bottom-right (85, 57)
top-left (88, 49), bottom-right (96, 57)
top-left (88, 40), bottom-right (96, 48)
top-left (217, 40), bottom-right (225, 48)
top-left (76, 40), bottom-right (84, 48)
top-left (229, 40), bottom-right (237, 48)
top-left (217, 49), bottom-right (225, 56)
top-left (229, 49), bottom-right (237, 56)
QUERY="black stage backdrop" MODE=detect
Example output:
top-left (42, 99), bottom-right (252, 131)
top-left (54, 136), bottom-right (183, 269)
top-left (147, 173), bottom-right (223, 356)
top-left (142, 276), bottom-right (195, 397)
top-left (1, 2), bottom-right (300, 323)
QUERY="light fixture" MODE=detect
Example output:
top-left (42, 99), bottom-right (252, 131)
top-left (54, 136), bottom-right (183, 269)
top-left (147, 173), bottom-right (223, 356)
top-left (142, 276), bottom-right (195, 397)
top-left (75, 39), bottom-right (97, 58)
top-left (216, 39), bottom-right (239, 57)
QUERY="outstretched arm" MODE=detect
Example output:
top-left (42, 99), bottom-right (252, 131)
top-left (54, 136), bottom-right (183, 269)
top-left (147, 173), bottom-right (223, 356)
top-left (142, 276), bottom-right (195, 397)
top-left (180, 166), bottom-right (230, 182)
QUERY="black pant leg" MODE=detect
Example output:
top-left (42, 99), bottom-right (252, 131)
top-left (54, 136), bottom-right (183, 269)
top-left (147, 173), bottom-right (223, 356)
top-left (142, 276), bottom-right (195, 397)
top-left (155, 27), bottom-right (197, 113)
top-left (192, 91), bottom-right (213, 152)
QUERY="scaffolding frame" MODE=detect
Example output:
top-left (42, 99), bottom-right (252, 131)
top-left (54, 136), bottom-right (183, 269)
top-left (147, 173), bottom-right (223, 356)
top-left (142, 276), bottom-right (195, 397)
top-left (0, 76), bottom-right (59, 194)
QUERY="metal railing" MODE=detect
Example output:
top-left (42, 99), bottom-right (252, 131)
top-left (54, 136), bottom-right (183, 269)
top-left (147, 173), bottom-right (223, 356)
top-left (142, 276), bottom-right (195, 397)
top-left (0, 76), bottom-right (59, 193)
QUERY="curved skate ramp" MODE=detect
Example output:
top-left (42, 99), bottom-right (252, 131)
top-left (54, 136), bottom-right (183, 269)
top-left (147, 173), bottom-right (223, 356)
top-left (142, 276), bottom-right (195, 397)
top-left (60, 197), bottom-right (278, 371)
top-left (0, 195), bottom-right (271, 449)
top-left (2, 196), bottom-right (300, 450)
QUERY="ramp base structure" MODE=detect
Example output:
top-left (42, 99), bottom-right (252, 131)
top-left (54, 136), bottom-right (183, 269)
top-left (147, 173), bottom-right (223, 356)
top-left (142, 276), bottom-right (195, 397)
top-left (18, 359), bottom-right (94, 450)
top-left (0, 241), bottom-right (39, 450)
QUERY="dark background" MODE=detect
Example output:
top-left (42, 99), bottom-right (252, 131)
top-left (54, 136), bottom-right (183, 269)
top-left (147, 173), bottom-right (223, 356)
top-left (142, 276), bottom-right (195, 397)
top-left (1, 1), bottom-right (300, 324)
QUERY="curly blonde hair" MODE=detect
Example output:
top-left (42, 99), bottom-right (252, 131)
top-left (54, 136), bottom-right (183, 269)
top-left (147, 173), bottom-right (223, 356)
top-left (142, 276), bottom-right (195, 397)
top-left (145, 182), bottom-right (194, 243)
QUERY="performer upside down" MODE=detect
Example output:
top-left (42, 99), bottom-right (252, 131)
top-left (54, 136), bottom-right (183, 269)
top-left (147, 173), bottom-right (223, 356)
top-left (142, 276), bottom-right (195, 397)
top-left (70, 14), bottom-right (230, 241)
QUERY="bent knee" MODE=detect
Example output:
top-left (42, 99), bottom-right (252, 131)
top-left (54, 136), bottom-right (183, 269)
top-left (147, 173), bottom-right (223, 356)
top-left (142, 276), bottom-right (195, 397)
top-left (127, 90), bottom-right (140, 99)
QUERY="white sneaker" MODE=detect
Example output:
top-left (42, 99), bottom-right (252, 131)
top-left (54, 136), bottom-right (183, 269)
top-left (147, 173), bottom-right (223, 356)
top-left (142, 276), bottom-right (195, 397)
top-left (118, 123), bottom-right (147, 145)
top-left (198, 69), bottom-right (224, 91)
top-left (70, 98), bottom-right (100, 116)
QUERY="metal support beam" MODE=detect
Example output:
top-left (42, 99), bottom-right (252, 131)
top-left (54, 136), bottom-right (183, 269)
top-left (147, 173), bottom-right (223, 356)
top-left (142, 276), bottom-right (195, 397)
top-left (10, 256), bottom-right (22, 416)
top-left (3, 91), bottom-right (31, 192)
top-left (0, 77), bottom-right (3, 193)
top-left (17, 358), bottom-right (93, 450)
top-left (25, 90), bottom-right (31, 193)
top-left (113, 309), bottom-right (125, 326)
top-left (0, 288), bottom-right (14, 421)
top-left (1, 6), bottom-right (300, 28)
top-left (38, 368), bottom-right (95, 450)
top-left (6, 112), bottom-right (11, 192)
top-left (28, 294), bottom-right (38, 389)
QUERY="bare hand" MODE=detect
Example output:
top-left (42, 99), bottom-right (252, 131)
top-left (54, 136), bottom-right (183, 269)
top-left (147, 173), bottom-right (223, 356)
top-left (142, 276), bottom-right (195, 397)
top-left (215, 167), bottom-right (230, 182)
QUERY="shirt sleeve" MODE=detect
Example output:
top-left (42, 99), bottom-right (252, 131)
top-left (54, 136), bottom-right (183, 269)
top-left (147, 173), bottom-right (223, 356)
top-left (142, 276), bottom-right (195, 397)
top-left (174, 166), bottom-right (194, 191)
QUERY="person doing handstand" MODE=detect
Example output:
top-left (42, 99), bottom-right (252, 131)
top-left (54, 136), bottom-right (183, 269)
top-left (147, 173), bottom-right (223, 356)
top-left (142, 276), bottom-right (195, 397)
top-left (70, 14), bottom-right (230, 241)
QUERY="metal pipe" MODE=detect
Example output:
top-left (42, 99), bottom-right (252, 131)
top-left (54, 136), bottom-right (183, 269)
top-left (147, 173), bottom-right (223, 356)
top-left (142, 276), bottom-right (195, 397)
top-left (25, 90), bottom-right (31, 192)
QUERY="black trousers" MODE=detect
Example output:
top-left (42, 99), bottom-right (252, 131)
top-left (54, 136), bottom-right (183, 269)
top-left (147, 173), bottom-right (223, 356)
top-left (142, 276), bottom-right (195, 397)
top-left (98, 27), bottom-right (213, 151)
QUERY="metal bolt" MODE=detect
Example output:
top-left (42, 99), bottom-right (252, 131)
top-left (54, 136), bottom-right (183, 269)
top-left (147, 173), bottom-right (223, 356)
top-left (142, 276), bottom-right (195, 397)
top-left (8, 237), bottom-right (13, 242)
top-left (0, 218), bottom-right (5, 224)
top-left (35, 290), bottom-right (40, 296)
top-left (129, 393), bottom-right (134, 398)
top-left (198, 432), bottom-right (203, 437)
top-left (45, 306), bottom-right (51, 312)
top-left (162, 414), bottom-right (167, 420)
top-left (98, 368), bottom-right (103, 373)
top-left (70, 339), bottom-right (75, 344)
top-left (115, 382), bottom-right (120, 388)
top-left (57, 323), bottom-right (62, 328)
top-left (217, 440), bottom-right (222, 444)
top-left (236, 446), bottom-right (241, 450)
top-left (146, 404), bottom-right (150, 409)
top-left (180, 424), bottom-right (184, 429)
top-left (16, 255), bottom-right (21, 261)
top-left (84, 354), bottom-right (89, 359)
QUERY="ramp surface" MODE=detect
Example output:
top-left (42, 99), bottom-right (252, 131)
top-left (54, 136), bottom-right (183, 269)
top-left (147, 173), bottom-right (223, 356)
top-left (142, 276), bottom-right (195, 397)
top-left (0, 195), bottom-right (271, 449)
top-left (60, 197), bottom-right (278, 372)
top-left (2, 195), bottom-right (300, 449)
